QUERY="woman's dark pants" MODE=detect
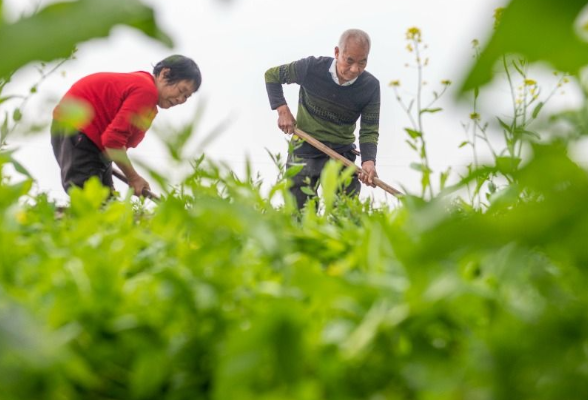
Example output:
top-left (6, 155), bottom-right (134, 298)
top-left (50, 122), bottom-right (113, 193)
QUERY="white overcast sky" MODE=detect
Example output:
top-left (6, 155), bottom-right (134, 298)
top-left (5, 0), bottom-right (582, 204)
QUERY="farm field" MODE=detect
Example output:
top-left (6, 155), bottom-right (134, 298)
top-left (2, 0), bottom-right (588, 399)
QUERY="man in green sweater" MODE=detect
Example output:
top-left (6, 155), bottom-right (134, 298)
top-left (265, 29), bottom-right (380, 209)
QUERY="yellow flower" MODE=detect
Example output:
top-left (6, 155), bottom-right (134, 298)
top-left (441, 79), bottom-right (452, 86)
top-left (524, 79), bottom-right (537, 86)
top-left (389, 80), bottom-right (401, 87)
top-left (406, 27), bottom-right (422, 41)
top-left (406, 44), bottom-right (414, 52)
top-left (493, 8), bottom-right (504, 29)
top-left (470, 112), bottom-right (480, 121)
top-left (16, 210), bottom-right (28, 224)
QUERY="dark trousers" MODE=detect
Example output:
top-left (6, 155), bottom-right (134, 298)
top-left (287, 150), bottom-right (360, 210)
top-left (50, 122), bottom-right (113, 193)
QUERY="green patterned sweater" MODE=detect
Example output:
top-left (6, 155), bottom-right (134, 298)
top-left (265, 56), bottom-right (380, 162)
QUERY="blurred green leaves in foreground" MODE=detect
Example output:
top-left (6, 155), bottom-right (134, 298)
top-left (3, 136), bottom-right (588, 400)
top-left (461, 0), bottom-right (588, 92)
top-left (3, 0), bottom-right (588, 399)
top-left (0, 0), bottom-right (173, 80)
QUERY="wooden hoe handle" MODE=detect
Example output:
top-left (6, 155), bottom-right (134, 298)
top-left (293, 128), bottom-right (403, 197)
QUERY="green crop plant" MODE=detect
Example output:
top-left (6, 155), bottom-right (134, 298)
top-left (4, 137), bottom-right (588, 400)
top-left (389, 27), bottom-right (452, 198)
top-left (458, 10), bottom-right (572, 209)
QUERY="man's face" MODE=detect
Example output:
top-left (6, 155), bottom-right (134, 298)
top-left (334, 40), bottom-right (369, 84)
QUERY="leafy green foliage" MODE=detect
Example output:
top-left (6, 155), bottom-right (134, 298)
top-left (3, 1), bottom-right (588, 399)
top-left (0, 0), bottom-right (172, 79)
top-left (390, 28), bottom-right (452, 198)
top-left (3, 140), bottom-right (588, 399)
top-left (460, 0), bottom-right (588, 91)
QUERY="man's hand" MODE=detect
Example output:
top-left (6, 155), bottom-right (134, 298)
top-left (277, 104), bottom-right (296, 134)
top-left (127, 175), bottom-right (150, 197)
top-left (359, 160), bottom-right (378, 187)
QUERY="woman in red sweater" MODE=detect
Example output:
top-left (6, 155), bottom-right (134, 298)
top-left (51, 55), bottom-right (201, 197)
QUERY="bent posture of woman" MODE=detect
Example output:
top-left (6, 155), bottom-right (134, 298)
top-left (51, 54), bottom-right (201, 197)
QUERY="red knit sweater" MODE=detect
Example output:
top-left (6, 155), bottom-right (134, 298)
top-left (53, 71), bottom-right (159, 150)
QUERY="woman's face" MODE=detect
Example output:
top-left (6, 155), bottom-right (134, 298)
top-left (155, 68), bottom-right (197, 109)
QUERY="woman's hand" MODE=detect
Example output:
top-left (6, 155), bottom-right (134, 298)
top-left (128, 175), bottom-right (151, 197)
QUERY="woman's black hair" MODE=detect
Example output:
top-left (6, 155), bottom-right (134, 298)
top-left (153, 55), bottom-right (202, 91)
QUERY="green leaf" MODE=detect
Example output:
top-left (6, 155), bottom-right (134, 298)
top-left (521, 130), bottom-right (541, 140)
top-left (460, 0), bottom-right (588, 92)
top-left (130, 350), bottom-right (169, 399)
top-left (300, 185), bottom-right (316, 196)
top-left (12, 108), bottom-right (21, 122)
top-left (495, 156), bottom-right (522, 174)
top-left (512, 59), bottom-right (526, 76)
top-left (320, 160), bottom-right (341, 213)
top-left (338, 164), bottom-right (357, 189)
top-left (285, 163), bottom-right (304, 179)
top-left (532, 101), bottom-right (545, 118)
top-left (405, 139), bottom-right (418, 151)
top-left (0, 148), bottom-right (16, 163)
top-left (69, 177), bottom-right (111, 215)
top-left (458, 141), bottom-right (470, 148)
top-left (405, 128), bottom-right (422, 139)
top-left (420, 145), bottom-right (427, 159)
top-left (419, 107), bottom-right (443, 115)
top-left (421, 169), bottom-right (431, 193)
top-left (439, 167), bottom-right (452, 190)
top-left (0, 95), bottom-right (16, 105)
top-left (497, 117), bottom-right (512, 133)
top-left (166, 121), bottom-right (194, 161)
top-left (488, 180), bottom-right (497, 193)
top-left (0, 0), bottom-right (173, 79)
top-left (9, 155), bottom-right (32, 178)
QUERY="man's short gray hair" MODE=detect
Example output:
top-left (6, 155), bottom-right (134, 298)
top-left (338, 29), bottom-right (371, 52)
